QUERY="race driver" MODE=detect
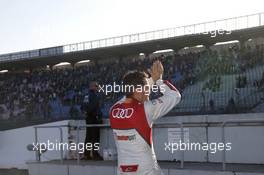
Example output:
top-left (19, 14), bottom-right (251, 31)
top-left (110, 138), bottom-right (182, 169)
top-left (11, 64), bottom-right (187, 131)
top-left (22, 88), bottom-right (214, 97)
top-left (110, 60), bottom-right (181, 175)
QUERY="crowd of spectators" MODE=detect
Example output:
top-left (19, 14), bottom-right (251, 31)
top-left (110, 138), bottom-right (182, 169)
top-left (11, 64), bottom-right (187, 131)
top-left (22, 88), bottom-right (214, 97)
top-left (202, 76), bottom-right (222, 92)
top-left (0, 41), bottom-right (264, 121)
top-left (236, 75), bottom-right (248, 88)
top-left (254, 72), bottom-right (264, 89)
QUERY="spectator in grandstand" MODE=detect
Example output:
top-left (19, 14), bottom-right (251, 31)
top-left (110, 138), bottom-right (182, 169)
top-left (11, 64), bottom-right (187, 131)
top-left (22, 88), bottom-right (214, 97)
top-left (81, 81), bottom-right (102, 160)
top-left (209, 99), bottom-right (215, 113)
top-left (225, 97), bottom-right (237, 113)
top-left (236, 76), bottom-right (247, 88)
top-left (202, 76), bottom-right (221, 92)
top-left (0, 104), bottom-right (10, 120)
top-left (254, 71), bottom-right (264, 89)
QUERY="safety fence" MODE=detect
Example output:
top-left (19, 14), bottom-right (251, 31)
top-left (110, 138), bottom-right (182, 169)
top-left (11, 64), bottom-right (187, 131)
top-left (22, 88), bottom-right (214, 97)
top-left (33, 119), bottom-right (264, 171)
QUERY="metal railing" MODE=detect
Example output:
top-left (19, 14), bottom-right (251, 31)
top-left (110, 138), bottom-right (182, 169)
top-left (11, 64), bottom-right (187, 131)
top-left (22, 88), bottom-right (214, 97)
top-left (34, 125), bottom-right (68, 163)
top-left (1, 12), bottom-right (264, 62)
top-left (63, 12), bottom-right (264, 53)
top-left (32, 122), bottom-right (186, 167)
top-left (74, 122), bottom-right (185, 167)
top-left (33, 119), bottom-right (264, 171)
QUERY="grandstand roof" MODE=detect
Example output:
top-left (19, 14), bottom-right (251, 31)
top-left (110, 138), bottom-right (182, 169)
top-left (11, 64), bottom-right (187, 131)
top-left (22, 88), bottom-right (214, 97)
top-left (0, 12), bottom-right (264, 70)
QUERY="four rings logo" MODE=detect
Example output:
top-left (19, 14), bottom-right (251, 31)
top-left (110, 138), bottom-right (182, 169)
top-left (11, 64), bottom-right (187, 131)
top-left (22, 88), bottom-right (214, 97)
top-left (112, 108), bottom-right (134, 119)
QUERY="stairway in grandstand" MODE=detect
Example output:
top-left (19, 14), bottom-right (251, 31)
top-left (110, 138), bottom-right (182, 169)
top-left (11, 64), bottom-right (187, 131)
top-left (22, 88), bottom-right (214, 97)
top-left (175, 64), bottom-right (264, 113)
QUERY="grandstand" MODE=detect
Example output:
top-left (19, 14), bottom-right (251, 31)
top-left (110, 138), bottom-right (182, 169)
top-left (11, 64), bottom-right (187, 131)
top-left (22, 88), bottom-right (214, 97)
top-left (0, 13), bottom-right (264, 129)
top-left (0, 12), bottom-right (264, 175)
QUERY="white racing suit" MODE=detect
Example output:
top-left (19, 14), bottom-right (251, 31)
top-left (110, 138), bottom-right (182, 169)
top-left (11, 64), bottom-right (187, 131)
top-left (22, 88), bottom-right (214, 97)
top-left (110, 79), bottom-right (181, 175)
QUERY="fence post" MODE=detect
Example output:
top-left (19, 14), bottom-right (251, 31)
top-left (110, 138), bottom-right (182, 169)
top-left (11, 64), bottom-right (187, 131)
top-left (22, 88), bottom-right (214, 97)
top-left (180, 123), bottom-right (184, 169)
top-left (221, 122), bottom-right (226, 171)
top-left (34, 127), bottom-right (40, 162)
top-left (59, 127), bottom-right (64, 164)
top-left (259, 13), bottom-right (262, 26)
top-left (76, 124), bottom-right (80, 164)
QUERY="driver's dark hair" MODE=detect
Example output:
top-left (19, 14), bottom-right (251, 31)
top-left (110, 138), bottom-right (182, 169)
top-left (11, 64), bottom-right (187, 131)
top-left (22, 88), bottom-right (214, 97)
top-left (122, 71), bottom-right (148, 97)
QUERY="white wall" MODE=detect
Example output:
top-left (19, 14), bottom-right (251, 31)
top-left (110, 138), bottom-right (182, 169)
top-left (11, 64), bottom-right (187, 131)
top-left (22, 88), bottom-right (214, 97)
top-left (0, 120), bottom-right (69, 169)
top-left (1, 113), bottom-right (264, 170)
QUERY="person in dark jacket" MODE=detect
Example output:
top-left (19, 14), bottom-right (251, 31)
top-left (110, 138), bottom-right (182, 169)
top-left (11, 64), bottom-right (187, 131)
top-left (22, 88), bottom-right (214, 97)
top-left (81, 81), bottom-right (102, 160)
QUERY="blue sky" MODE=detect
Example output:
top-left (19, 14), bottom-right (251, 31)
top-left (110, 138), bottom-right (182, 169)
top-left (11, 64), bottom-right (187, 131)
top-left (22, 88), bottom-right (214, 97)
top-left (0, 0), bottom-right (263, 54)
